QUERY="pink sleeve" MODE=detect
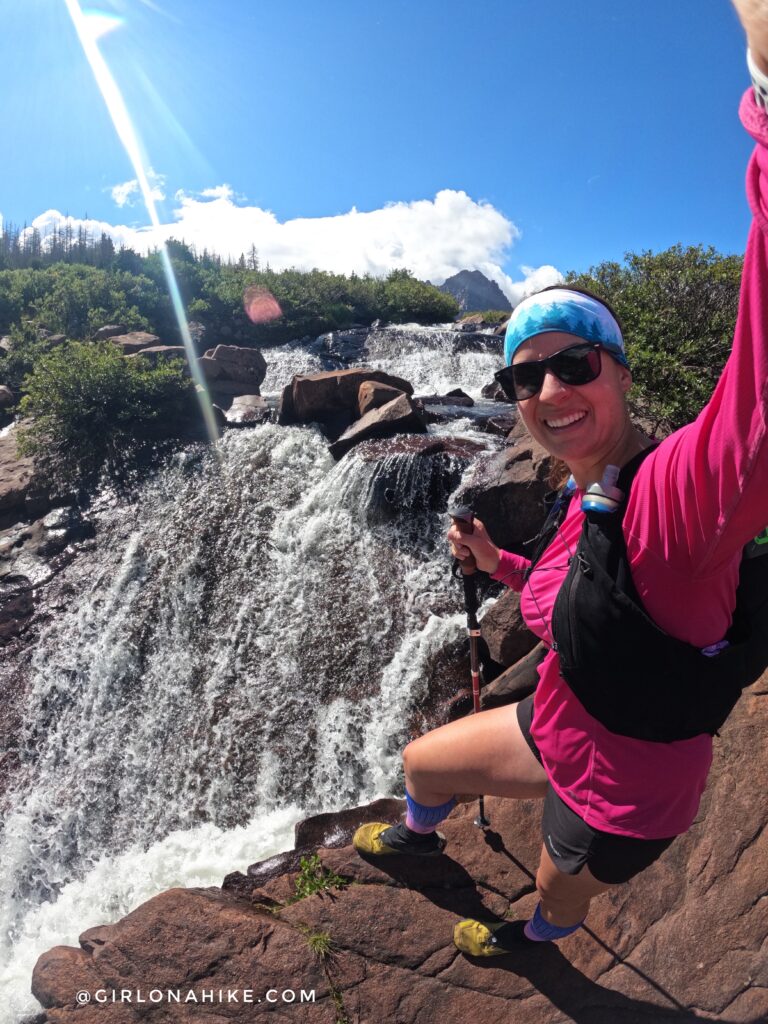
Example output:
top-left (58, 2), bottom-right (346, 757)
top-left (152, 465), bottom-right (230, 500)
top-left (489, 549), bottom-right (530, 592)
top-left (624, 89), bottom-right (768, 578)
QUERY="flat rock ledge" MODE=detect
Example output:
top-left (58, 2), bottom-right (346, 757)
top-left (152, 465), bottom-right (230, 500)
top-left (31, 686), bottom-right (768, 1023)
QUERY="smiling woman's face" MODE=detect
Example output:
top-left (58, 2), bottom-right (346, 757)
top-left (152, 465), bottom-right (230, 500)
top-left (512, 331), bottom-right (632, 467)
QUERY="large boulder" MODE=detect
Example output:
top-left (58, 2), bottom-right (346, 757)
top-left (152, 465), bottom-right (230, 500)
top-left (481, 641), bottom-right (548, 709)
top-left (31, 686), bottom-right (768, 1021)
top-left (290, 369), bottom-right (413, 426)
top-left (328, 394), bottom-right (427, 460)
top-left (94, 325), bottom-right (127, 341)
top-left (223, 395), bottom-right (270, 427)
top-left (109, 331), bottom-right (160, 355)
top-left (480, 589), bottom-right (539, 666)
top-left (200, 345), bottom-right (267, 389)
top-left (455, 419), bottom-right (554, 554)
top-left (0, 386), bottom-right (14, 410)
top-left (358, 380), bottom-right (404, 417)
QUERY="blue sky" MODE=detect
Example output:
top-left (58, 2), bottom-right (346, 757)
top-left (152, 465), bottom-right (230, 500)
top-left (0, 0), bottom-right (755, 299)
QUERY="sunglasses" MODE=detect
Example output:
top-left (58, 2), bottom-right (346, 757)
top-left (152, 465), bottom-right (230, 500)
top-left (494, 342), bottom-right (603, 402)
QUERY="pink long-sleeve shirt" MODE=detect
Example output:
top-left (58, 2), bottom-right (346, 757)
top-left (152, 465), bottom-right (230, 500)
top-left (491, 89), bottom-right (768, 840)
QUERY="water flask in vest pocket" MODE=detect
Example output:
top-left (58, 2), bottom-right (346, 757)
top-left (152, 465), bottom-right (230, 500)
top-left (745, 525), bottom-right (768, 559)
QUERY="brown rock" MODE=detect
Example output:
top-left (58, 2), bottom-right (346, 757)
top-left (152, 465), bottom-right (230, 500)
top-left (291, 368), bottom-right (413, 424)
top-left (483, 412), bottom-right (518, 436)
top-left (109, 331), bottom-right (160, 354)
top-left (481, 379), bottom-right (511, 401)
top-left (207, 380), bottom-right (265, 399)
top-left (202, 345), bottom-right (267, 388)
top-left (357, 380), bottom-right (404, 417)
top-left (0, 385), bottom-right (14, 410)
top-left (480, 589), bottom-right (540, 666)
top-left (31, 944), bottom-right (99, 1010)
top-left (481, 640), bottom-right (548, 709)
top-left (294, 797), bottom-right (406, 851)
top-left (94, 325), bottom-right (127, 341)
top-left (79, 924), bottom-right (118, 954)
top-left (222, 395), bottom-right (269, 426)
top-left (0, 574), bottom-right (34, 643)
top-left (276, 382), bottom-right (297, 425)
top-left (197, 354), bottom-right (223, 381)
top-left (33, 887), bottom-right (331, 1022)
top-left (328, 394), bottom-right (426, 460)
top-left (0, 428), bottom-right (37, 514)
top-left (29, 687), bottom-right (768, 1022)
top-left (352, 434), bottom-right (486, 462)
top-left (456, 419), bottom-right (554, 553)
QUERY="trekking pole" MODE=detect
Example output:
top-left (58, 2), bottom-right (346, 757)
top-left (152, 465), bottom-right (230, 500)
top-left (449, 505), bottom-right (490, 829)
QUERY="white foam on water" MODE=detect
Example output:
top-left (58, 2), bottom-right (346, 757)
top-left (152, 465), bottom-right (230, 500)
top-left (0, 326), bottom-right (495, 1020)
top-left (0, 807), bottom-right (302, 1024)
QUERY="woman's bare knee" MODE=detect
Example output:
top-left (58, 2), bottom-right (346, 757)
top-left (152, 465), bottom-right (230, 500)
top-left (535, 844), bottom-right (613, 926)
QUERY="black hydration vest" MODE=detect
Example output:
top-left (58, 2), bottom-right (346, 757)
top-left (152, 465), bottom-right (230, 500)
top-left (527, 447), bottom-right (768, 742)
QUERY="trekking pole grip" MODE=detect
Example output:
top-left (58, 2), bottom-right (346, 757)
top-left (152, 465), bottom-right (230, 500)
top-left (450, 506), bottom-right (477, 575)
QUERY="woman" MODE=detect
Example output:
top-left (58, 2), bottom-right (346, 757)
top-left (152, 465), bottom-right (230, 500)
top-left (354, 0), bottom-right (768, 956)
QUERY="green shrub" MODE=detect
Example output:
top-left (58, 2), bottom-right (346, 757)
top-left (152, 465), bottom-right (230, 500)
top-left (567, 245), bottom-right (742, 433)
top-left (17, 341), bottom-right (194, 490)
top-left (290, 854), bottom-right (347, 902)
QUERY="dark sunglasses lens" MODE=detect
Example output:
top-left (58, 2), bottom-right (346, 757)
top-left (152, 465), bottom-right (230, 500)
top-left (494, 367), bottom-right (523, 402)
top-left (510, 362), bottom-right (544, 400)
top-left (550, 345), bottom-right (601, 385)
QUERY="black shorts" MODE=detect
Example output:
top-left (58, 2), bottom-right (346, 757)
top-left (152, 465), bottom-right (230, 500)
top-left (517, 695), bottom-right (676, 885)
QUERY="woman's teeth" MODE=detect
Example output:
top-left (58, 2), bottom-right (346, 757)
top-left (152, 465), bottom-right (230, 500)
top-left (544, 411), bottom-right (588, 430)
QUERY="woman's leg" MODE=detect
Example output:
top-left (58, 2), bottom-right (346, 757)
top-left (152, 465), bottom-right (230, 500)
top-left (402, 700), bottom-right (548, 805)
top-left (535, 843), bottom-right (613, 928)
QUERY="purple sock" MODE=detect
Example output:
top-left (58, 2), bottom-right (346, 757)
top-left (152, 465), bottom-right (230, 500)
top-left (404, 790), bottom-right (456, 834)
top-left (523, 903), bottom-right (584, 942)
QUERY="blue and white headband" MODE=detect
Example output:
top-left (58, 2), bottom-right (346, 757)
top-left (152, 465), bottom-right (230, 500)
top-left (504, 289), bottom-right (629, 368)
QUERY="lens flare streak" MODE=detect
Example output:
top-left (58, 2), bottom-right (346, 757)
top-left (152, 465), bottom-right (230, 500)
top-left (63, 0), bottom-right (220, 446)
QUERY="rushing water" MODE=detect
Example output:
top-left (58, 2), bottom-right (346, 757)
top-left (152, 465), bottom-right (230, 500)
top-left (0, 326), bottom-right (505, 1022)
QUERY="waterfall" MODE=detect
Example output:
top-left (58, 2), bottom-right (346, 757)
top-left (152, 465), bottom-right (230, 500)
top-left (0, 325), bottom-right (504, 1022)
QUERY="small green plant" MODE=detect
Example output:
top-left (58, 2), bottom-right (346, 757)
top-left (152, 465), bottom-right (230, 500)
top-left (306, 930), bottom-right (334, 960)
top-left (291, 854), bottom-right (347, 902)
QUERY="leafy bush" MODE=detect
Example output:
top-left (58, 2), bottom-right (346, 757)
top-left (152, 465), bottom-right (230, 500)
top-left (290, 854), bottom-right (347, 902)
top-left (17, 342), bottom-right (195, 490)
top-left (567, 245), bottom-right (742, 433)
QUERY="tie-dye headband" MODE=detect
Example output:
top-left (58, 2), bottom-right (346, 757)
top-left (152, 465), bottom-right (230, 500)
top-left (504, 289), bottom-right (629, 368)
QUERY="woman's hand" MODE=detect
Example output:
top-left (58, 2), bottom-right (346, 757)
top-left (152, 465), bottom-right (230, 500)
top-left (447, 516), bottom-right (502, 575)
top-left (733, 0), bottom-right (768, 71)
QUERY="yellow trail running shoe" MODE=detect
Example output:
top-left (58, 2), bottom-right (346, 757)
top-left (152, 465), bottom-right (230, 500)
top-left (352, 822), bottom-right (446, 857)
top-left (453, 919), bottom-right (529, 956)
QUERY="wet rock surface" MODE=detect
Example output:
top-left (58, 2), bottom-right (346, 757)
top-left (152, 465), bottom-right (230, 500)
top-left (328, 393), bottom-right (427, 460)
top-left (0, 427), bottom-right (39, 517)
top-left (455, 420), bottom-right (554, 554)
top-left (31, 688), bottom-right (768, 1021)
top-left (480, 589), bottom-right (539, 666)
top-left (222, 395), bottom-right (270, 426)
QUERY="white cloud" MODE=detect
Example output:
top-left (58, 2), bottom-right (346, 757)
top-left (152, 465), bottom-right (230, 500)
top-left (26, 187), bottom-right (561, 302)
top-left (109, 169), bottom-right (166, 208)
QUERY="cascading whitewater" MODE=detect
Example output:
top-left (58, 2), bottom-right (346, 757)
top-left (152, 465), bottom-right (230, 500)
top-left (0, 324), bottom-right (505, 1023)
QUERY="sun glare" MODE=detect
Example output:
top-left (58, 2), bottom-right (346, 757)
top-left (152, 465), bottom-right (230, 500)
top-left (63, 0), bottom-right (221, 447)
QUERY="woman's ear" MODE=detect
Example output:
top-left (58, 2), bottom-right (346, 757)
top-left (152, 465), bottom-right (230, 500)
top-left (619, 367), bottom-right (633, 394)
